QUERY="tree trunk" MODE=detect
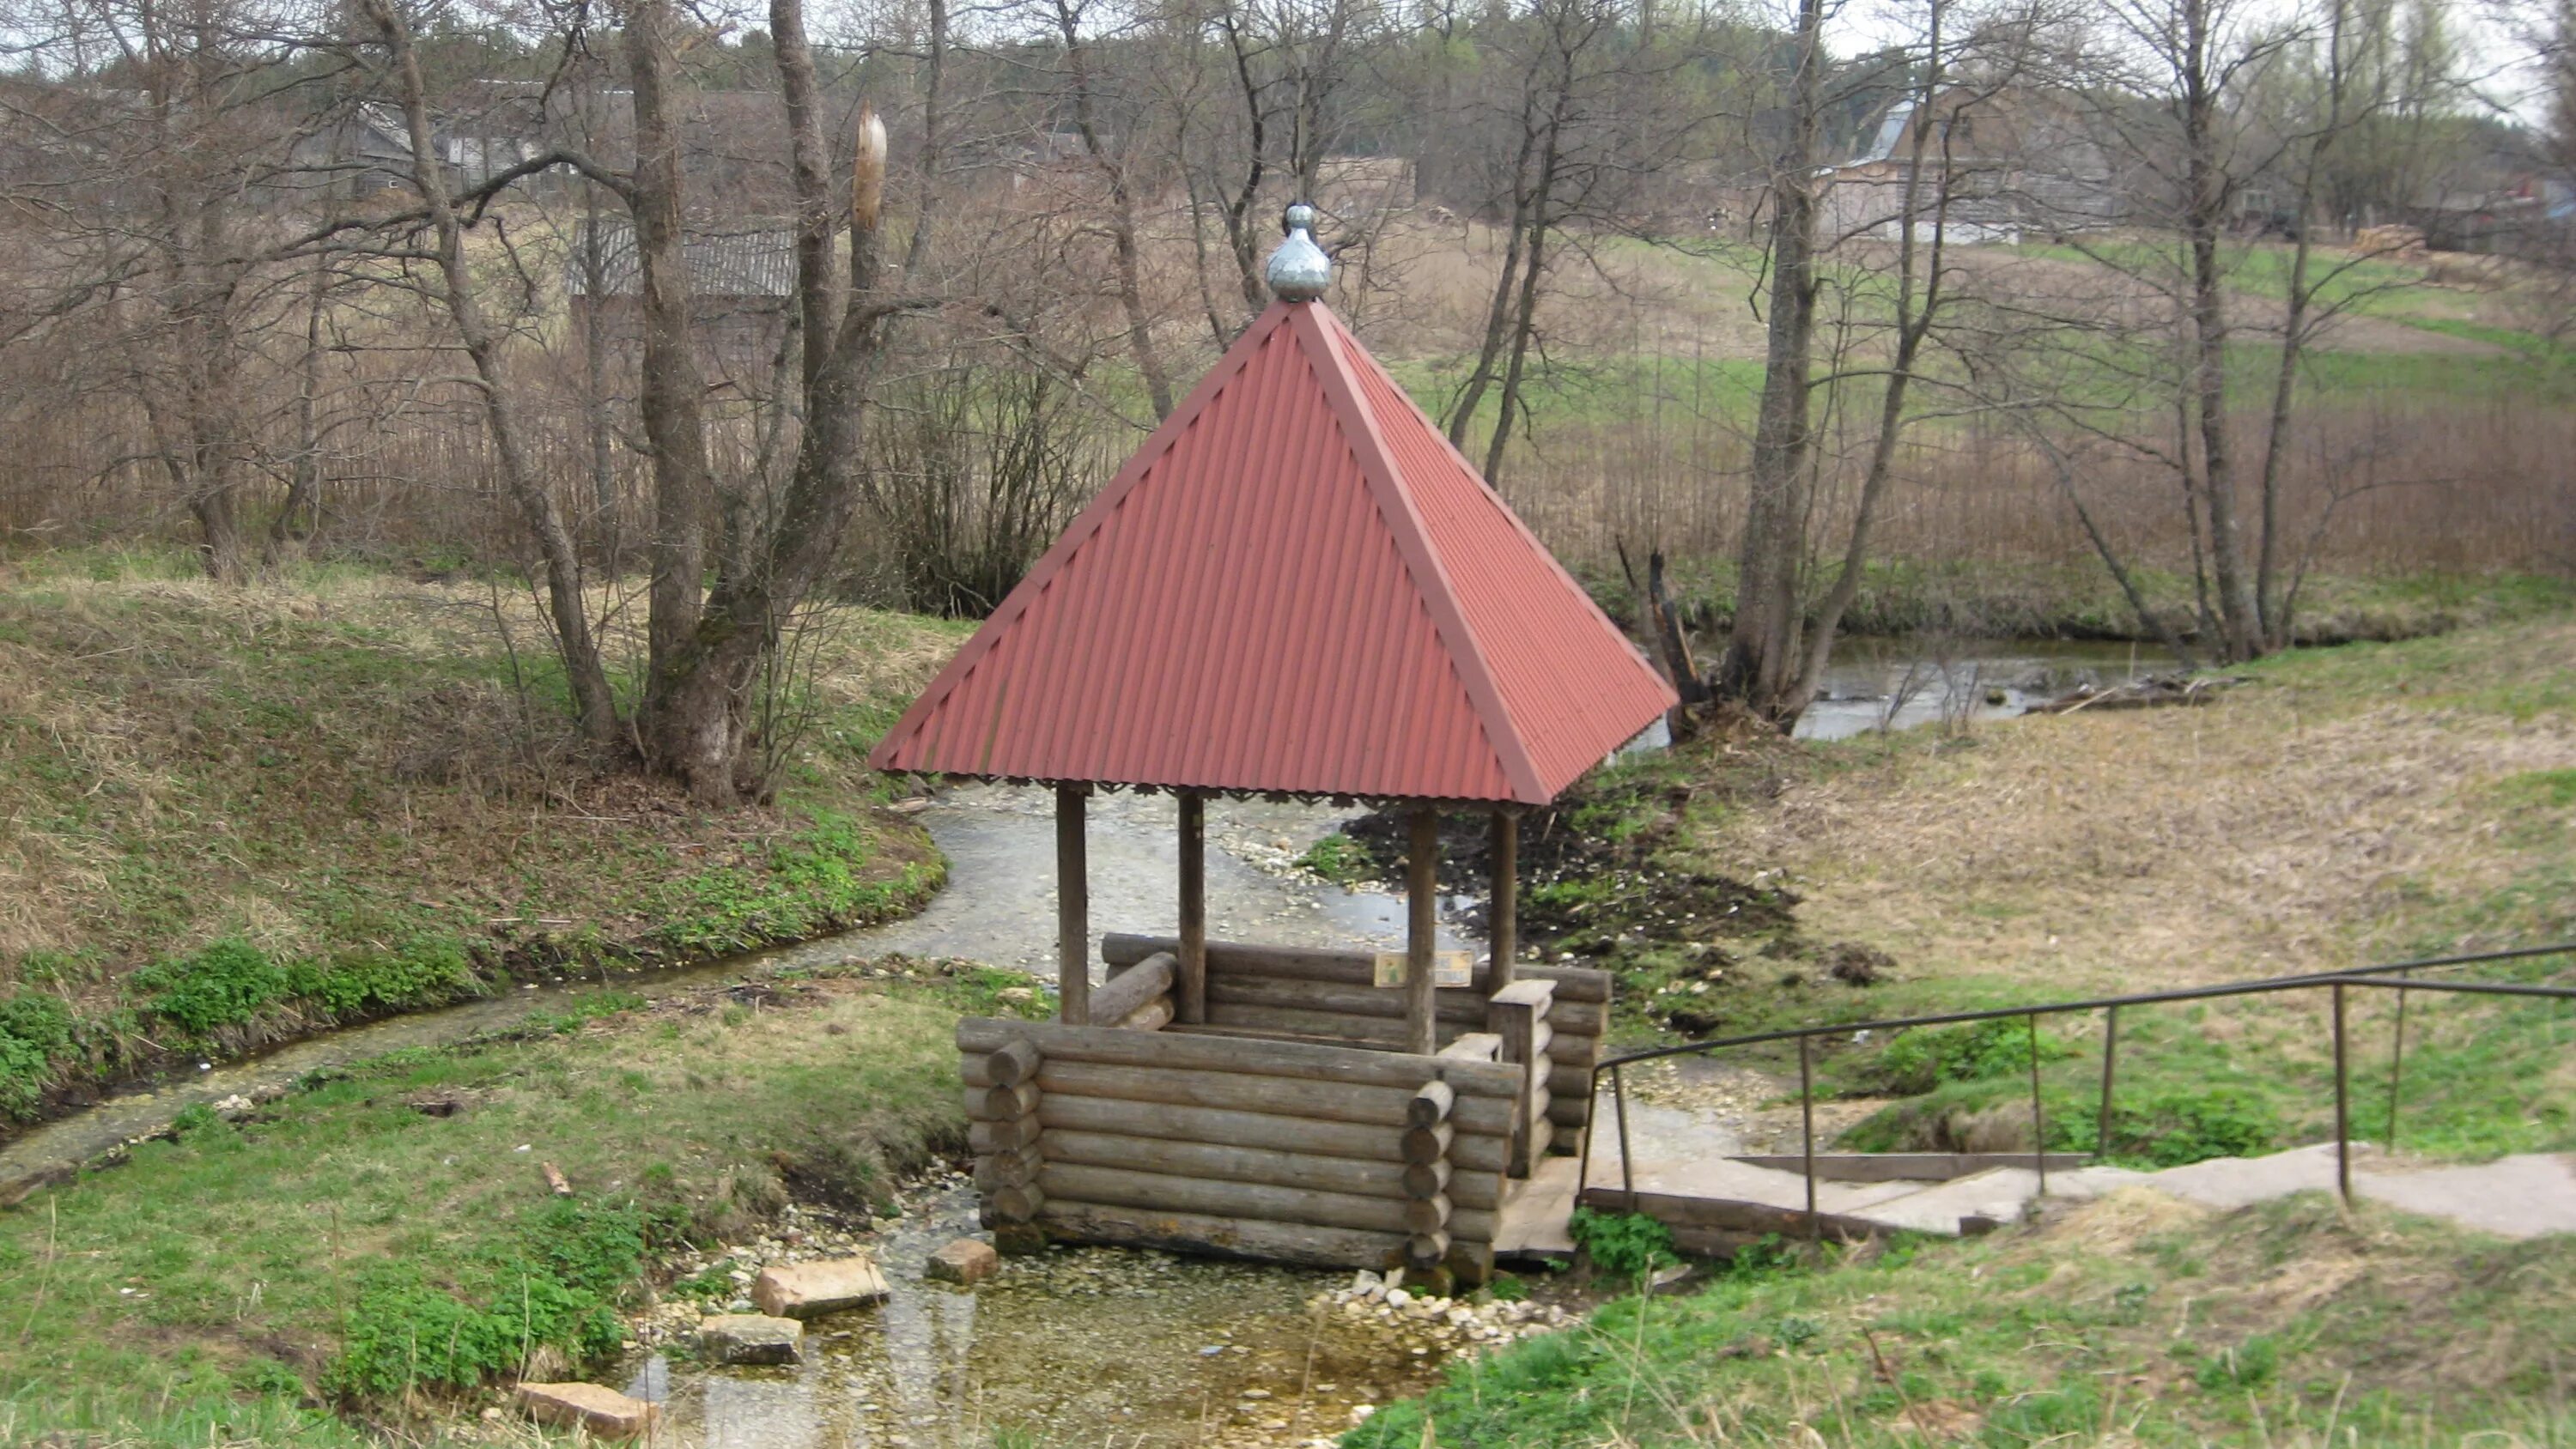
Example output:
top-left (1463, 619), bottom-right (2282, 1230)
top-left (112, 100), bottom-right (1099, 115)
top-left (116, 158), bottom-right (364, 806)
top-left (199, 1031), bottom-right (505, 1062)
top-left (628, 0), bottom-right (717, 758)
top-left (361, 0), bottom-right (620, 743)
top-left (1715, 0), bottom-right (1825, 725)
top-left (645, 0), bottom-right (908, 803)
top-left (265, 260), bottom-right (328, 560)
top-left (2180, 0), bottom-right (2261, 662)
top-left (1060, 2), bottom-right (1175, 418)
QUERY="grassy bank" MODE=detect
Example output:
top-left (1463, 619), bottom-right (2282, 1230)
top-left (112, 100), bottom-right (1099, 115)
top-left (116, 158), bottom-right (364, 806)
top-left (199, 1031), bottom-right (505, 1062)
top-left (1349, 1191), bottom-right (2576, 1447)
top-left (1572, 555), bottom-right (2576, 648)
top-left (0, 960), bottom-right (1035, 1445)
top-left (0, 549), bottom-right (972, 1133)
top-left (1342, 609), bottom-right (2576, 1170)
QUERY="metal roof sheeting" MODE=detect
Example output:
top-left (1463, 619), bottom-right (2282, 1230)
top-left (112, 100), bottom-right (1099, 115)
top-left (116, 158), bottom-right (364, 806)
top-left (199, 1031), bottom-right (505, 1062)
top-left (563, 219), bottom-right (796, 299)
top-left (868, 300), bottom-right (1678, 805)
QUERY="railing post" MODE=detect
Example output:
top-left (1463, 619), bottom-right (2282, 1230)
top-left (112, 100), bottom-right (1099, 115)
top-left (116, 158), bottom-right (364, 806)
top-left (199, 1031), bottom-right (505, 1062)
top-left (2096, 1004), bottom-right (2120, 1161)
top-left (2333, 980), bottom-right (2352, 1206)
top-left (1612, 1062), bottom-right (1636, 1210)
top-left (2385, 976), bottom-right (2409, 1152)
top-left (2026, 1013), bottom-right (2047, 1198)
top-left (1799, 1033), bottom-right (1819, 1243)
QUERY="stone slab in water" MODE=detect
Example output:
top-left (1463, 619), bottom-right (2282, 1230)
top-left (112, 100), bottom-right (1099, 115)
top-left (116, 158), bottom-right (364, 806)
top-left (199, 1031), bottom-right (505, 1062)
top-left (518, 1381), bottom-right (659, 1439)
top-left (753, 1257), bottom-right (890, 1319)
top-left (926, 1238), bottom-right (999, 1285)
top-left (698, 1313), bottom-right (805, 1365)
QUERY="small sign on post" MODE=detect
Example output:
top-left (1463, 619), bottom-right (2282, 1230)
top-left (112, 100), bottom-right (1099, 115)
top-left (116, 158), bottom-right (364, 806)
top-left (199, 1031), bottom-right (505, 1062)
top-left (1375, 949), bottom-right (1473, 990)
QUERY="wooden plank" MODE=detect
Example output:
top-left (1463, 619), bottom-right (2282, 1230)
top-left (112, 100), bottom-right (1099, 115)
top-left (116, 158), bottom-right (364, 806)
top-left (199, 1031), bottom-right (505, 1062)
top-left (1034, 1061), bottom-right (1514, 1136)
top-left (1058, 785), bottom-right (1089, 1026)
top-left (1179, 791), bottom-right (1207, 1024)
top-left (1103, 936), bottom-right (1613, 1003)
top-left (1036, 1200), bottom-right (1406, 1270)
top-left (1091, 951), bottom-right (1175, 1027)
top-left (1042, 1130), bottom-right (1420, 1200)
top-left (957, 1018), bottom-right (1521, 1099)
top-left (1487, 979), bottom-right (1554, 1012)
top-left (985, 1039), bottom-right (1042, 1088)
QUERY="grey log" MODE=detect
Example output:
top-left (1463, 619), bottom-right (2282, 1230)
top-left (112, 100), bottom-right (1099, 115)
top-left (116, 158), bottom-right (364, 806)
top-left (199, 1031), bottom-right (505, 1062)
top-left (957, 1018), bottom-right (1520, 1100)
top-left (1118, 997), bottom-right (1175, 1033)
top-left (969, 1118), bottom-right (1041, 1154)
top-left (1034, 1095), bottom-right (1509, 1173)
top-left (1102, 937), bottom-right (1613, 1003)
top-left (967, 1082), bottom-right (1040, 1120)
top-left (1401, 1121), bottom-right (1452, 1164)
top-left (1091, 951), bottom-right (1175, 1027)
top-left (1036, 1199), bottom-right (1406, 1270)
top-left (986, 1039), bottom-right (1042, 1088)
top-left (1032, 1061), bottom-right (1514, 1136)
top-left (1041, 1130), bottom-right (1421, 1200)
top-left (1401, 1159), bottom-right (1451, 1198)
top-left (993, 1182), bottom-right (1047, 1222)
top-left (1408, 1081), bottom-right (1455, 1128)
top-left (1403, 1194), bottom-right (1453, 1234)
top-left (1407, 1230), bottom-right (1451, 1269)
top-left (1040, 1162), bottom-right (1413, 1234)
top-left (973, 1146), bottom-right (1042, 1189)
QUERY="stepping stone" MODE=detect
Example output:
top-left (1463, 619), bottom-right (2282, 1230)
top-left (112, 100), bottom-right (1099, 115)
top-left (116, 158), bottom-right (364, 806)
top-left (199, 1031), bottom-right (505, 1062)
top-left (697, 1313), bottom-right (805, 1365)
top-left (753, 1257), bottom-right (890, 1319)
top-left (926, 1238), bottom-right (999, 1286)
top-left (517, 1382), bottom-right (659, 1439)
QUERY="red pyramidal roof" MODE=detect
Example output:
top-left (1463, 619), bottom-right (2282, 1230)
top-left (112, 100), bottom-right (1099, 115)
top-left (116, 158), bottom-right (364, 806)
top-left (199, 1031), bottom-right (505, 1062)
top-left (869, 299), bottom-right (1677, 804)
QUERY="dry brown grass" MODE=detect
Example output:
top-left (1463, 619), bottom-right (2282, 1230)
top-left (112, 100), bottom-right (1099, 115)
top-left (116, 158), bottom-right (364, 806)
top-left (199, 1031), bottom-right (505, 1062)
top-left (1690, 618), bottom-right (2576, 993)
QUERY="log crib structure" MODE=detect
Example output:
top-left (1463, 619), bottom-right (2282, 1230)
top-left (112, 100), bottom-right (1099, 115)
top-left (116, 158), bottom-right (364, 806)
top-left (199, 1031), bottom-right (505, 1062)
top-left (872, 204), bottom-right (1677, 1285)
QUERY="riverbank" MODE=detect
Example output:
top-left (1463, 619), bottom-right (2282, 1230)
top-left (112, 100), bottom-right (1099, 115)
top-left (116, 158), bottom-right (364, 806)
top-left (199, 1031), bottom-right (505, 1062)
top-left (0, 961), bottom-right (1015, 1444)
top-left (0, 550), bottom-right (969, 1138)
top-left (1578, 556), bottom-right (2575, 649)
top-left (1336, 608), bottom-right (2576, 1168)
top-left (1351, 1186), bottom-right (2576, 1447)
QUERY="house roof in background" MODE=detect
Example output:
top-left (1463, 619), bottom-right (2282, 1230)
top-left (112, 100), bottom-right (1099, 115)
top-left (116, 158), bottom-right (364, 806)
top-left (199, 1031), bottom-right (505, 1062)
top-left (563, 219), bottom-right (795, 299)
top-left (868, 298), bottom-right (1677, 805)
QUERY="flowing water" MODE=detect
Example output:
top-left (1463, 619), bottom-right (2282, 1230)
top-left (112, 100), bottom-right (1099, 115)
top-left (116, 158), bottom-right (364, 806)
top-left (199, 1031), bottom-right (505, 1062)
top-left (1795, 637), bottom-right (2176, 742)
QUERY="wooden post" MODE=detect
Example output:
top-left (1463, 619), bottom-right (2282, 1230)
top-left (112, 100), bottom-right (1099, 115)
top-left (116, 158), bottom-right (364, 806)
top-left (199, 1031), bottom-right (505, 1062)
top-left (1489, 811), bottom-right (1519, 991)
top-left (1406, 807), bottom-right (1439, 1056)
top-left (1178, 791), bottom-right (1207, 1024)
top-left (1057, 785), bottom-right (1090, 1026)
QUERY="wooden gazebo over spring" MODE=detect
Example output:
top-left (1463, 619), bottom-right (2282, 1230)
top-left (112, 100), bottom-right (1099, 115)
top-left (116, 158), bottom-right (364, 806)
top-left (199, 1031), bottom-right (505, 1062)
top-left (872, 206), bottom-right (1676, 1282)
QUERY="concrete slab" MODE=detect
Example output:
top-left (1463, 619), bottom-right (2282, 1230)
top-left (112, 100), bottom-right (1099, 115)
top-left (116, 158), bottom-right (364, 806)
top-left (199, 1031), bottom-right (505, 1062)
top-left (2355, 1153), bottom-right (2576, 1240)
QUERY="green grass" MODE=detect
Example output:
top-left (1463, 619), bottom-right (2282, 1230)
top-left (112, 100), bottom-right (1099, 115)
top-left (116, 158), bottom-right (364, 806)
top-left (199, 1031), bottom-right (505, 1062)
top-left (0, 963), bottom-right (1018, 1435)
top-left (0, 549), bottom-right (964, 1127)
top-left (1347, 1192), bottom-right (2576, 1447)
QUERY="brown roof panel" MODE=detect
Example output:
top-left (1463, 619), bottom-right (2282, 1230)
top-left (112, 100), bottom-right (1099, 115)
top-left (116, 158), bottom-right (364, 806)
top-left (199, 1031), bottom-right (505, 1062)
top-left (869, 298), bottom-right (1675, 804)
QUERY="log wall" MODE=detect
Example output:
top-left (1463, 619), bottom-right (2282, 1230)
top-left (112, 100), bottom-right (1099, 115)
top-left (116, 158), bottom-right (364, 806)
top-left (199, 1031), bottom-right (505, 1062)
top-left (957, 1016), bottom-right (1522, 1281)
top-left (1102, 935), bottom-right (1612, 1142)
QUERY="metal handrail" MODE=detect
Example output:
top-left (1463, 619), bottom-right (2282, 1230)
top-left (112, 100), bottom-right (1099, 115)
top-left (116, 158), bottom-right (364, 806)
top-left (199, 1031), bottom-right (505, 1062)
top-left (1577, 943), bottom-right (2576, 1240)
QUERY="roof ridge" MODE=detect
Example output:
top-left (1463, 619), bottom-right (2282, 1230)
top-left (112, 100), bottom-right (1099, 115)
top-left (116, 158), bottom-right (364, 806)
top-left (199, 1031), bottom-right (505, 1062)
top-left (1286, 303), bottom-right (1546, 803)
